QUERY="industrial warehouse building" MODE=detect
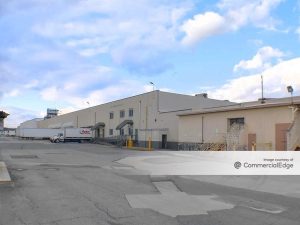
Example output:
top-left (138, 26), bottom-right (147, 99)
top-left (36, 91), bottom-right (233, 149)
top-left (17, 91), bottom-right (300, 150)
top-left (19, 118), bottom-right (43, 129)
top-left (178, 96), bottom-right (300, 151)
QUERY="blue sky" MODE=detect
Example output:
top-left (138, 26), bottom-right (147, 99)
top-left (1, 0), bottom-right (300, 127)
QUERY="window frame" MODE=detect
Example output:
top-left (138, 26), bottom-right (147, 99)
top-left (120, 110), bottom-right (125, 118)
top-left (109, 112), bottom-right (114, 119)
top-left (129, 108), bottom-right (134, 117)
top-left (228, 117), bottom-right (245, 131)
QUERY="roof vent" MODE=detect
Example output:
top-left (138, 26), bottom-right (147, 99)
top-left (195, 93), bottom-right (208, 98)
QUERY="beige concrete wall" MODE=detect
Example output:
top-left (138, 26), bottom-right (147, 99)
top-left (38, 91), bottom-right (159, 139)
top-left (38, 112), bottom-right (77, 129)
top-left (287, 108), bottom-right (300, 150)
top-left (157, 112), bottom-right (177, 142)
top-left (179, 106), bottom-right (293, 150)
top-left (156, 92), bottom-right (232, 143)
top-left (37, 91), bottom-right (233, 146)
top-left (20, 118), bottom-right (43, 129)
top-left (158, 92), bottom-right (232, 112)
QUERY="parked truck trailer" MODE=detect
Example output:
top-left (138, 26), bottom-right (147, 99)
top-left (19, 128), bottom-right (63, 139)
top-left (50, 128), bottom-right (92, 143)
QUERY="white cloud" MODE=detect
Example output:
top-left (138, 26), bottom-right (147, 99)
top-left (4, 89), bottom-right (20, 97)
top-left (2, 106), bottom-right (41, 128)
top-left (181, 12), bottom-right (226, 46)
top-left (222, 0), bottom-right (283, 30)
top-left (39, 75), bottom-right (151, 110)
top-left (31, 1), bottom-right (191, 74)
top-left (32, 21), bottom-right (110, 38)
top-left (28, 50), bottom-right (67, 63)
top-left (0, 63), bottom-right (20, 91)
top-left (24, 80), bottom-right (39, 89)
top-left (40, 86), bottom-right (60, 101)
top-left (296, 27), bottom-right (300, 37)
top-left (85, 80), bottom-right (155, 105)
top-left (58, 106), bottom-right (79, 115)
top-left (37, 63), bottom-right (113, 99)
top-left (208, 57), bottom-right (300, 102)
top-left (181, 0), bottom-right (284, 45)
top-left (78, 47), bottom-right (108, 57)
top-left (248, 39), bottom-right (264, 46)
top-left (234, 46), bottom-right (285, 72)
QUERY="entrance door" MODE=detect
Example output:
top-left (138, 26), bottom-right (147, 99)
top-left (95, 128), bottom-right (104, 138)
top-left (275, 123), bottom-right (291, 151)
top-left (162, 134), bottom-right (167, 149)
top-left (99, 128), bottom-right (104, 138)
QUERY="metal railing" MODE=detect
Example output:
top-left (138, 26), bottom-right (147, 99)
top-left (177, 142), bottom-right (248, 151)
top-left (177, 142), bottom-right (227, 151)
top-left (287, 111), bottom-right (300, 150)
top-left (92, 135), bottom-right (134, 147)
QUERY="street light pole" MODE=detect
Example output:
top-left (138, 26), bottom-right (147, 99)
top-left (287, 85), bottom-right (295, 122)
top-left (261, 75), bottom-right (265, 104)
top-left (149, 82), bottom-right (155, 91)
top-left (287, 86), bottom-right (294, 105)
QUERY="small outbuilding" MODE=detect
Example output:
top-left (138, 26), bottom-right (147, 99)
top-left (178, 96), bottom-right (300, 151)
top-left (0, 111), bottom-right (9, 131)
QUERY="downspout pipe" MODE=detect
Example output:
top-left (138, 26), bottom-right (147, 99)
top-left (201, 116), bottom-right (204, 143)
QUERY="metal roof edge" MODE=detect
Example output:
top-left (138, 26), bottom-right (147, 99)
top-left (178, 101), bottom-right (300, 116)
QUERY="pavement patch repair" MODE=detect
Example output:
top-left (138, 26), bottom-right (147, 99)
top-left (1, 137), bottom-right (300, 225)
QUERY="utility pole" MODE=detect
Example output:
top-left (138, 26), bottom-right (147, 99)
top-left (261, 75), bottom-right (265, 104)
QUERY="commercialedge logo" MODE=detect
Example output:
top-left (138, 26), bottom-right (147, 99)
top-left (234, 161), bottom-right (294, 170)
top-left (234, 161), bottom-right (242, 169)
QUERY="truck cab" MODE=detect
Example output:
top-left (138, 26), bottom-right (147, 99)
top-left (50, 133), bottom-right (63, 143)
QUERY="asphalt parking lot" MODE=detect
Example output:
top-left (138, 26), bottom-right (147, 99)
top-left (1, 137), bottom-right (300, 225)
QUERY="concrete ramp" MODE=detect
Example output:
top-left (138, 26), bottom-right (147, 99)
top-left (0, 161), bottom-right (12, 184)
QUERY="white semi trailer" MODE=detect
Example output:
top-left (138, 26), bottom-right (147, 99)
top-left (19, 128), bottom-right (63, 139)
top-left (50, 128), bottom-right (92, 143)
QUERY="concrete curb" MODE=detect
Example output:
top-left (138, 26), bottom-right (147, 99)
top-left (124, 147), bottom-right (153, 151)
top-left (0, 161), bottom-right (12, 185)
top-left (183, 176), bottom-right (300, 198)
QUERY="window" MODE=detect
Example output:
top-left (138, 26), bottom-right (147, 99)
top-left (129, 108), bottom-right (133, 117)
top-left (120, 110), bottom-right (125, 118)
top-left (228, 118), bottom-right (244, 130)
top-left (109, 112), bottom-right (114, 119)
top-left (109, 129), bottom-right (113, 135)
top-left (120, 128), bottom-right (124, 136)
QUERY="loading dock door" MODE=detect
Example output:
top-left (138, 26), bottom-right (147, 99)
top-left (275, 123), bottom-right (291, 151)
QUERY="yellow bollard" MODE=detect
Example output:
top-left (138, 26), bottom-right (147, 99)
top-left (128, 137), bottom-right (133, 148)
top-left (251, 142), bottom-right (256, 151)
top-left (148, 137), bottom-right (152, 151)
